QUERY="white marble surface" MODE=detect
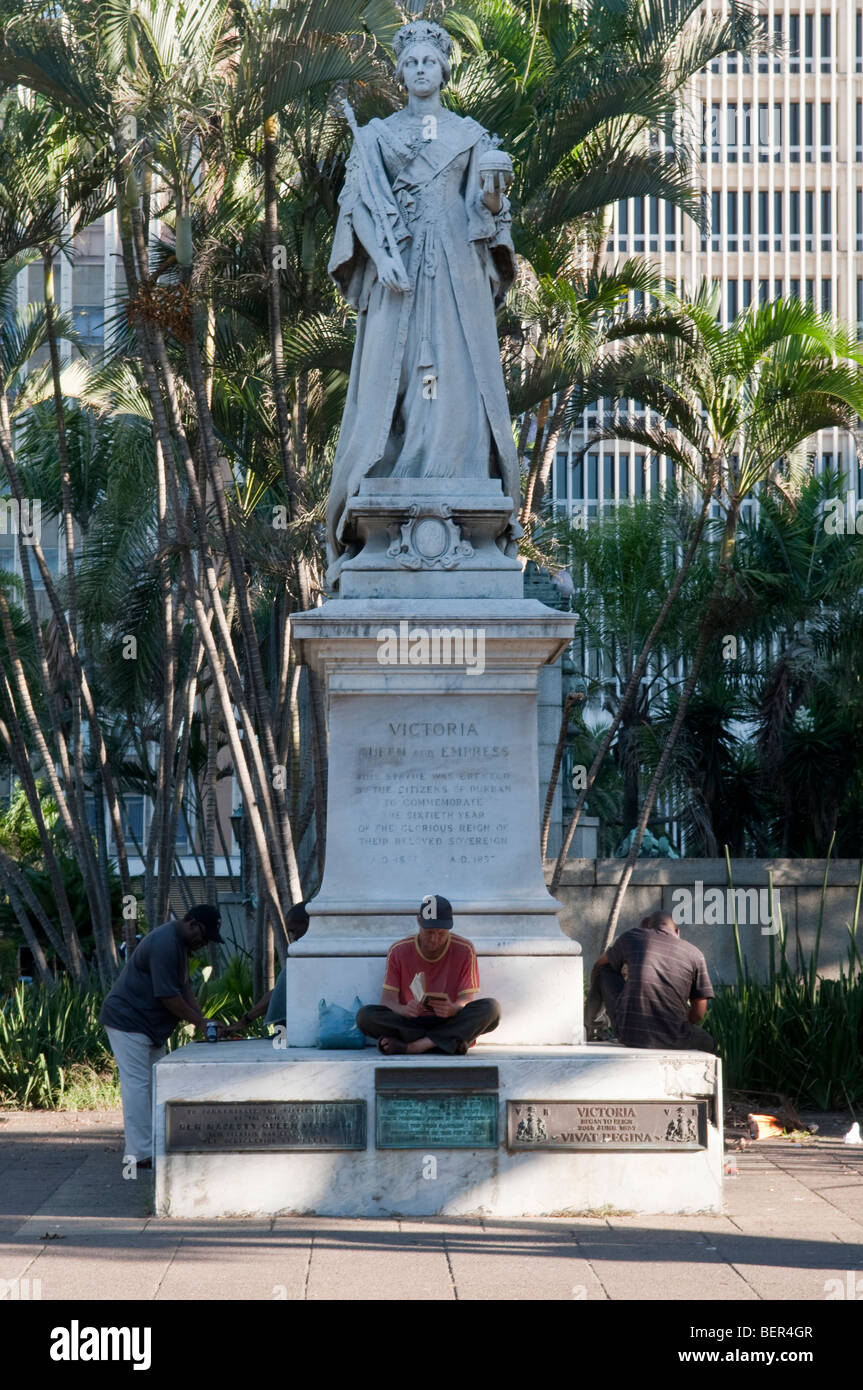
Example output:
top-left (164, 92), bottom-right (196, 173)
top-left (155, 1045), bottom-right (722, 1218)
top-left (281, 950), bottom-right (584, 1047)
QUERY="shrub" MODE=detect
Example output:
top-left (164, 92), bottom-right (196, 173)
top-left (0, 977), bottom-right (115, 1109)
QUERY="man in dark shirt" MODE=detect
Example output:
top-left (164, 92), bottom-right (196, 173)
top-left (585, 910), bottom-right (716, 1053)
top-left (100, 904), bottom-right (225, 1167)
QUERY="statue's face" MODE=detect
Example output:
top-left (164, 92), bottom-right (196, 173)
top-left (400, 42), bottom-right (445, 95)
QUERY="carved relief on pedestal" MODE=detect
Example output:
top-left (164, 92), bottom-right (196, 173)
top-left (386, 503), bottom-right (474, 570)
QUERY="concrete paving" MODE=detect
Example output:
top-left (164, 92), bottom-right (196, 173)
top-left (1, 1108), bottom-right (861, 1300)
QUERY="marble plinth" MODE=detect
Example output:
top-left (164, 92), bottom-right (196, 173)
top-left (338, 479), bottom-right (523, 600)
top-left (282, 938), bottom-right (583, 1046)
top-left (154, 1044), bottom-right (723, 1218)
top-left (290, 592), bottom-right (581, 1044)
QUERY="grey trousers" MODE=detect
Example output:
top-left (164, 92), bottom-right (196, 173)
top-left (356, 999), bottom-right (501, 1055)
top-left (105, 1026), bottom-right (166, 1161)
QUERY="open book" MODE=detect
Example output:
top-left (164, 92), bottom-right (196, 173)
top-left (409, 972), bottom-right (447, 1006)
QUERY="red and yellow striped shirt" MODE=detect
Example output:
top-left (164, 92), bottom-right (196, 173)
top-left (382, 933), bottom-right (480, 1012)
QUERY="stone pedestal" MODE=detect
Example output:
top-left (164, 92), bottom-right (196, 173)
top-left (154, 1043), bottom-right (723, 1218)
top-left (290, 595), bottom-right (581, 1043)
top-left (290, 479), bottom-right (581, 1045)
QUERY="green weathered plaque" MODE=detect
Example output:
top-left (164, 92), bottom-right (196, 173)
top-left (166, 1100), bottom-right (366, 1152)
top-left (376, 1092), bottom-right (498, 1149)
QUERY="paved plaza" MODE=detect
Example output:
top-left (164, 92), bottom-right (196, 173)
top-left (1, 1108), bottom-right (861, 1301)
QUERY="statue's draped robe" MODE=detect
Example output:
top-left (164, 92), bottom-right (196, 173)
top-left (326, 110), bottom-right (520, 571)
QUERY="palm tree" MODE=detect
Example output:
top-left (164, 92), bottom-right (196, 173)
top-left (574, 290), bottom-right (863, 943)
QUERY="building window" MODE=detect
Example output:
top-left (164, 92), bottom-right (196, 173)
top-left (820, 12), bottom-right (831, 72)
top-left (742, 190), bottom-right (752, 251)
top-left (857, 278), bottom-right (863, 337)
top-left (805, 278), bottom-right (814, 306)
top-left (804, 12), bottom-right (814, 72)
top-left (741, 102), bottom-right (752, 162)
top-left (758, 191), bottom-right (769, 252)
top-left (789, 13), bottom-right (800, 71)
top-left (743, 279), bottom-right (752, 309)
top-left (726, 104), bottom-right (737, 163)
top-left (759, 278), bottom-right (769, 306)
top-left (858, 12), bottom-right (863, 73)
top-left (789, 103), bottom-right (800, 163)
top-left (555, 453), bottom-right (568, 500)
top-left (570, 456), bottom-right (583, 500)
top-left (806, 103), bottom-right (815, 162)
top-left (790, 278), bottom-right (800, 302)
top-left (773, 13), bottom-right (783, 73)
top-left (805, 191), bottom-right (814, 251)
top-left (774, 279), bottom-right (783, 300)
top-left (711, 101), bottom-right (721, 164)
top-left (820, 102), bottom-right (832, 162)
top-left (757, 13), bottom-right (769, 71)
top-left (789, 190), bottom-right (800, 251)
top-left (773, 191), bottom-right (783, 251)
top-left (727, 190), bottom-right (738, 249)
top-left (758, 102), bottom-right (769, 162)
top-left (857, 190), bottom-right (863, 252)
top-left (603, 454), bottom-right (614, 498)
top-left (649, 196), bottom-right (659, 251)
top-left (618, 456), bottom-right (629, 499)
top-left (710, 189), bottom-right (721, 251)
top-left (822, 279), bottom-right (832, 314)
top-left (665, 201), bottom-right (677, 251)
top-left (727, 279), bottom-right (738, 322)
top-left (821, 190), bottom-right (832, 250)
top-left (587, 454), bottom-right (598, 500)
top-left (858, 102), bottom-right (862, 162)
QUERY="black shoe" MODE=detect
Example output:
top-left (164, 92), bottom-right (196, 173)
top-left (136, 1158), bottom-right (153, 1170)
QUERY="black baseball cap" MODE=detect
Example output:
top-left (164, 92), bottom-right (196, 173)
top-left (287, 902), bottom-right (310, 941)
top-left (185, 904), bottom-right (223, 942)
top-left (418, 894), bottom-right (453, 927)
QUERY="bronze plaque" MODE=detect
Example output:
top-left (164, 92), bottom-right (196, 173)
top-left (166, 1100), bottom-right (366, 1152)
top-left (376, 1093), bottom-right (498, 1149)
top-left (507, 1100), bottom-right (708, 1152)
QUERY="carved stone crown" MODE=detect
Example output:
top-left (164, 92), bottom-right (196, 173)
top-left (393, 20), bottom-right (453, 63)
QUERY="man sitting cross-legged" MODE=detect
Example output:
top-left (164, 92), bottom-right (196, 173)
top-left (356, 894), bottom-right (500, 1056)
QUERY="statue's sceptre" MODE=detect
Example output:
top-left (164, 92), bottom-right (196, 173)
top-left (341, 98), bottom-right (403, 268)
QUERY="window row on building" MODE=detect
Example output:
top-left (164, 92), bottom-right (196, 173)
top-left (699, 99), bottom-right (860, 164)
top-left (702, 188), bottom-right (840, 252)
top-left (609, 188), bottom-right (857, 255)
top-left (708, 11), bottom-right (856, 73)
top-left (554, 447), bottom-right (859, 510)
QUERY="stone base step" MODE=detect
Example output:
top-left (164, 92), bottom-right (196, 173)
top-left (154, 1043), bottom-right (723, 1218)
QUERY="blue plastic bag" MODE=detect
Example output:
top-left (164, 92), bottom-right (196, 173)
top-left (317, 996), bottom-right (367, 1049)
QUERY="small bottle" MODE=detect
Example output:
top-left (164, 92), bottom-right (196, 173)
top-left (205, 1020), bottom-right (218, 1044)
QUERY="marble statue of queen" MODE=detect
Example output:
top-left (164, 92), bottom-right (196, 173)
top-left (326, 18), bottom-right (521, 573)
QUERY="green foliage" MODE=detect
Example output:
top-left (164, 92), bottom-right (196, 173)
top-left (0, 786), bottom-right (122, 961)
top-left (708, 857), bottom-right (863, 1108)
top-left (190, 949), bottom-right (267, 1036)
top-left (708, 966), bottom-right (863, 1109)
top-left (0, 977), bottom-right (115, 1109)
